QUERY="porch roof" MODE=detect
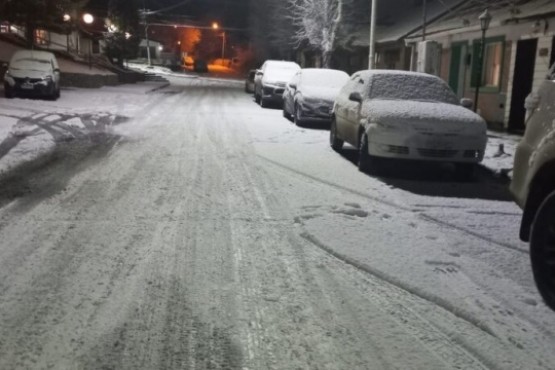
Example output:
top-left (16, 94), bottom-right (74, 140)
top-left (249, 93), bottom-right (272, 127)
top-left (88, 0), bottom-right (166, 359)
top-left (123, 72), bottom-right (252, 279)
top-left (405, 0), bottom-right (555, 40)
top-left (340, 0), bottom-right (466, 49)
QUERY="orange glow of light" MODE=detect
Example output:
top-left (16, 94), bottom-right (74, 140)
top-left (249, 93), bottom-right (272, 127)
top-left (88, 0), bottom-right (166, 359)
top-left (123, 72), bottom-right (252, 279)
top-left (212, 22), bottom-right (219, 29)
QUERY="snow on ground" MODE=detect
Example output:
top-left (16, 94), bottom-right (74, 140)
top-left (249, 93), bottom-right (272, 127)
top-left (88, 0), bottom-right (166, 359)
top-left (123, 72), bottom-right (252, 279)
top-left (0, 81), bottom-right (169, 175)
top-left (0, 75), bottom-right (552, 369)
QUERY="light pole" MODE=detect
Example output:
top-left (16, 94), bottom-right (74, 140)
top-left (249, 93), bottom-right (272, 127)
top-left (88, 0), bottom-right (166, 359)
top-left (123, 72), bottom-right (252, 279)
top-left (83, 13), bottom-right (94, 70)
top-left (212, 22), bottom-right (226, 66)
top-left (368, 0), bottom-right (377, 69)
top-left (473, 8), bottom-right (492, 113)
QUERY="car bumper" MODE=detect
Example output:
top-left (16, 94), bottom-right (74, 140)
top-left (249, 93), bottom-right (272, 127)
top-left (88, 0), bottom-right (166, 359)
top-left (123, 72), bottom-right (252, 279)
top-left (5, 77), bottom-right (55, 96)
top-left (298, 102), bottom-right (333, 121)
top-left (510, 140), bottom-right (533, 209)
top-left (262, 85), bottom-right (285, 101)
top-left (367, 125), bottom-right (486, 163)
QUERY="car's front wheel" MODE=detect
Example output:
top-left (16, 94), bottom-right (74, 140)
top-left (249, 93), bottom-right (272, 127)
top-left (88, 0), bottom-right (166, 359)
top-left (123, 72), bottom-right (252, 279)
top-left (260, 97), bottom-right (268, 108)
top-left (254, 92), bottom-right (261, 104)
top-left (530, 190), bottom-right (555, 311)
top-left (330, 117), bottom-right (343, 151)
top-left (358, 133), bottom-right (380, 175)
top-left (294, 104), bottom-right (305, 126)
top-left (4, 83), bottom-right (14, 99)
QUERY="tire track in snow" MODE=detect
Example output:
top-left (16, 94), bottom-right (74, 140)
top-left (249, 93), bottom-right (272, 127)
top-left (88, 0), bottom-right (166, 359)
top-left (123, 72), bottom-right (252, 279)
top-left (257, 154), bottom-right (527, 256)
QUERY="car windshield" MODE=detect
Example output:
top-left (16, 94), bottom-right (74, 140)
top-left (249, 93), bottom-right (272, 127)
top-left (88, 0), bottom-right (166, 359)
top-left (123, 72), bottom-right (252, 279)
top-left (301, 70), bottom-right (349, 88)
top-left (369, 74), bottom-right (458, 104)
top-left (265, 64), bottom-right (299, 82)
top-left (11, 58), bottom-right (51, 72)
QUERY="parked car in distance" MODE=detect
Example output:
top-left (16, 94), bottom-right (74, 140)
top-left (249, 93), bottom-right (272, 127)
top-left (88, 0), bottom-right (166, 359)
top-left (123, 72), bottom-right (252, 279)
top-left (254, 60), bottom-right (300, 108)
top-left (245, 69), bottom-right (256, 93)
top-left (3, 50), bottom-right (60, 100)
top-left (330, 70), bottom-right (487, 177)
top-left (193, 59), bottom-right (208, 73)
top-left (283, 68), bottom-right (349, 126)
top-left (510, 62), bottom-right (555, 311)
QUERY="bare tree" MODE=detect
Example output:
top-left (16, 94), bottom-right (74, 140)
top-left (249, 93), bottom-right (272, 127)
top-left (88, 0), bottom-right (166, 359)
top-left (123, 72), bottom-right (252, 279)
top-left (287, 0), bottom-right (352, 68)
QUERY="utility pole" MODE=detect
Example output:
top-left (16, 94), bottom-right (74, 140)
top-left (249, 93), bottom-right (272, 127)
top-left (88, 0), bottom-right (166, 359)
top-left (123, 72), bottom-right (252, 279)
top-left (368, 0), bottom-right (377, 69)
top-left (141, 1), bottom-right (151, 66)
top-left (422, 0), bottom-right (427, 41)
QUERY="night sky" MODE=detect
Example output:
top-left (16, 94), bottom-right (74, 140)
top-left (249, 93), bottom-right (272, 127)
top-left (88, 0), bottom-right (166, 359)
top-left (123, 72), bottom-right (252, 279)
top-left (86, 0), bottom-right (249, 29)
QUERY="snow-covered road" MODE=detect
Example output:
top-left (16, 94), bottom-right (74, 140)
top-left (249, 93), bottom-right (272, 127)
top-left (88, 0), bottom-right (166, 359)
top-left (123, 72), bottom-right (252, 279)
top-left (0, 76), bottom-right (553, 369)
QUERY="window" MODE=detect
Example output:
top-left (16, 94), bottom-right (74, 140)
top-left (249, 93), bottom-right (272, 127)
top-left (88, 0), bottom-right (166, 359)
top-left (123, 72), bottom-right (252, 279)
top-left (34, 29), bottom-right (49, 46)
top-left (482, 41), bottom-right (503, 87)
top-left (471, 37), bottom-right (504, 90)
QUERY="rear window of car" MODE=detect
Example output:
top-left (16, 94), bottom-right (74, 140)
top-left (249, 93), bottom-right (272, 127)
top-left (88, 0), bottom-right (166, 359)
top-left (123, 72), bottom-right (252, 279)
top-left (369, 74), bottom-right (458, 104)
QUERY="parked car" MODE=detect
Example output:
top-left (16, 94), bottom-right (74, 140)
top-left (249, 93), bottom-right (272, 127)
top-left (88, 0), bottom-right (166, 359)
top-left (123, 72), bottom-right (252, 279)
top-left (3, 50), bottom-right (60, 100)
top-left (193, 59), bottom-right (208, 73)
top-left (283, 68), bottom-right (349, 126)
top-left (329, 70), bottom-right (487, 177)
top-left (510, 62), bottom-right (555, 311)
top-left (254, 60), bottom-right (300, 108)
top-left (245, 69), bottom-right (256, 93)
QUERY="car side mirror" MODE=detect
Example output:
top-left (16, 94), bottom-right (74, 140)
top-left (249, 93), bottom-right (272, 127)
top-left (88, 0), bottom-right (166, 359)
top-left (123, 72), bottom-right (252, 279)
top-left (289, 82), bottom-right (297, 89)
top-left (54, 68), bottom-right (60, 73)
top-left (256, 70), bottom-right (263, 76)
top-left (349, 92), bottom-right (362, 103)
top-left (460, 98), bottom-right (473, 109)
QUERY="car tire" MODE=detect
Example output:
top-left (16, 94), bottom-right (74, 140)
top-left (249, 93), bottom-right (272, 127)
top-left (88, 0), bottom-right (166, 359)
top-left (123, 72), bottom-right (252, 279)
top-left (330, 118), bottom-right (343, 151)
top-left (282, 108), bottom-right (290, 120)
top-left (4, 84), bottom-right (14, 99)
top-left (455, 163), bottom-right (475, 180)
top-left (530, 190), bottom-right (555, 311)
top-left (358, 133), bottom-right (380, 175)
top-left (294, 104), bottom-right (304, 126)
top-left (260, 97), bottom-right (268, 108)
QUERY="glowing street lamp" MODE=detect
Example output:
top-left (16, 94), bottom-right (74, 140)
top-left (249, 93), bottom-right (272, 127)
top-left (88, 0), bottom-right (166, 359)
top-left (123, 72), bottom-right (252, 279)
top-left (212, 22), bottom-right (219, 30)
top-left (82, 13), bottom-right (94, 25)
top-left (63, 13), bottom-right (71, 22)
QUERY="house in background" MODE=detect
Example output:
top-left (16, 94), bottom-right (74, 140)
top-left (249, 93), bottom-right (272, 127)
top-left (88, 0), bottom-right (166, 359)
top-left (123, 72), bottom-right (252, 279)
top-left (330, 0), bottom-right (466, 74)
top-left (405, 0), bottom-right (555, 132)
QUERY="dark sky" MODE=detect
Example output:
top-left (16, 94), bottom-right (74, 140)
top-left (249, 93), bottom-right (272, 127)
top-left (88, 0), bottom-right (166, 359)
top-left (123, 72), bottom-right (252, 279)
top-left (87, 0), bottom-right (249, 29)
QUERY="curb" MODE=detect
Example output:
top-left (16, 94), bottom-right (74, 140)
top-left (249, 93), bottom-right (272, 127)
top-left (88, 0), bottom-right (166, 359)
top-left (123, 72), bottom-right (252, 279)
top-left (146, 82), bottom-right (170, 94)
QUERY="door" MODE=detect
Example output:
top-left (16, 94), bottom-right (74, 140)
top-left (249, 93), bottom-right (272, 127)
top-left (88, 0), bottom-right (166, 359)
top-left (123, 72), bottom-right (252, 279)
top-left (448, 42), bottom-right (467, 97)
top-left (509, 38), bottom-right (538, 132)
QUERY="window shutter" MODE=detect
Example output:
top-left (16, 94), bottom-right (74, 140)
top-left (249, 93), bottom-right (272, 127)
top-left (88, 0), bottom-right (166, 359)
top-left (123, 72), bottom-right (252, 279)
top-left (470, 40), bottom-right (482, 88)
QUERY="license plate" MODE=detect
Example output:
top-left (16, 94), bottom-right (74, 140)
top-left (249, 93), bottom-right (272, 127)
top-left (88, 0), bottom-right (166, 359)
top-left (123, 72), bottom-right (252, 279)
top-left (21, 82), bottom-right (34, 90)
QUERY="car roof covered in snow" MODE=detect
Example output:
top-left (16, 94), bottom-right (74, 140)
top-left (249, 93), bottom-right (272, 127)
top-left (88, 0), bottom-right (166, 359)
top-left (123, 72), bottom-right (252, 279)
top-left (263, 60), bottom-right (300, 69)
top-left (11, 50), bottom-right (56, 61)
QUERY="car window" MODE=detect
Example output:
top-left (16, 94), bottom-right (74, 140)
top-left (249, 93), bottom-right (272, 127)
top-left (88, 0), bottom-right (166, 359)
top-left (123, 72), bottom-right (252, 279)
top-left (368, 74), bottom-right (458, 104)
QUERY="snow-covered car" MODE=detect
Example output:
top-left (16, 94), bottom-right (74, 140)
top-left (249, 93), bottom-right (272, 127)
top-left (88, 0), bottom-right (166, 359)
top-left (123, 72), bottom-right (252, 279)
top-left (3, 50), bottom-right (61, 100)
top-left (254, 60), bottom-right (300, 108)
top-left (283, 68), bottom-right (349, 126)
top-left (510, 62), bottom-right (555, 311)
top-left (329, 70), bottom-right (487, 177)
top-left (245, 69), bottom-right (255, 93)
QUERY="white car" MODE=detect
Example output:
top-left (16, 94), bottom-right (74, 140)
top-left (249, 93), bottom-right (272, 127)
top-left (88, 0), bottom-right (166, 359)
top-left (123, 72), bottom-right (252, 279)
top-left (4, 50), bottom-right (61, 100)
top-left (329, 70), bottom-right (487, 178)
top-left (254, 60), bottom-right (300, 108)
top-left (510, 62), bottom-right (555, 311)
top-left (282, 68), bottom-right (349, 126)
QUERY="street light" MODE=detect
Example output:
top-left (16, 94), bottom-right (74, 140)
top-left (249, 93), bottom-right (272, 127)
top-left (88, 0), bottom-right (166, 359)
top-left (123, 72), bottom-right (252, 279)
top-left (473, 8), bottom-right (492, 113)
top-left (82, 13), bottom-right (94, 25)
top-left (212, 22), bottom-right (225, 66)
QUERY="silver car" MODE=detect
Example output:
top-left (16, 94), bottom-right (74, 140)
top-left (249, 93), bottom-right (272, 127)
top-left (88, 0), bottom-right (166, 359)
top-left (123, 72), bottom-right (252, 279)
top-left (254, 60), bottom-right (300, 108)
top-left (282, 68), bottom-right (349, 126)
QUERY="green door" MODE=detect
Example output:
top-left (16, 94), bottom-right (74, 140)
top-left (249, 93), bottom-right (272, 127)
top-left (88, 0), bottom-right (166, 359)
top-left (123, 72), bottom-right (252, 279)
top-left (449, 43), bottom-right (463, 95)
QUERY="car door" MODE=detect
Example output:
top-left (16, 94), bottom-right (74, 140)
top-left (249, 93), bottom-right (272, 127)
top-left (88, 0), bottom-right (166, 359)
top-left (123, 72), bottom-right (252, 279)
top-left (344, 75), bottom-right (367, 145)
top-left (284, 71), bottom-right (300, 114)
top-left (334, 75), bottom-right (358, 144)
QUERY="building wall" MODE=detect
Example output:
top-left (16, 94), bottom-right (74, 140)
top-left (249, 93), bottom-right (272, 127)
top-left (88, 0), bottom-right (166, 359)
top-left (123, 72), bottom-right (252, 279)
top-left (421, 15), bottom-right (555, 130)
